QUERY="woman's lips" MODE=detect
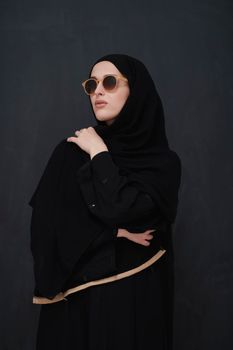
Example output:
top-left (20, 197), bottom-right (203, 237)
top-left (95, 102), bottom-right (108, 108)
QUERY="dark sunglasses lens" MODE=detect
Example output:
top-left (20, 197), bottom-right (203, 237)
top-left (103, 76), bottom-right (117, 90)
top-left (85, 79), bottom-right (97, 94)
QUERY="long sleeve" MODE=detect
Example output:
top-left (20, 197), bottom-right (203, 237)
top-left (76, 151), bottom-right (161, 228)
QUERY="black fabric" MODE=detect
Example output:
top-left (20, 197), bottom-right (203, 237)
top-left (36, 255), bottom-right (170, 350)
top-left (29, 141), bottom-right (108, 298)
top-left (28, 53), bottom-right (181, 300)
top-left (76, 150), bottom-right (162, 228)
top-left (89, 54), bottom-right (182, 223)
top-left (29, 142), bottom-right (166, 299)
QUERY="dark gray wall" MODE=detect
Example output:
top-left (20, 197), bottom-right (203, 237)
top-left (1, 0), bottom-right (232, 349)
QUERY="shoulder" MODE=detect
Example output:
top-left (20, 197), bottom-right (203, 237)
top-left (51, 138), bottom-right (70, 155)
top-left (155, 149), bottom-right (182, 186)
top-left (167, 150), bottom-right (182, 182)
top-left (49, 138), bottom-right (89, 172)
top-left (50, 138), bottom-right (86, 160)
top-left (156, 149), bottom-right (181, 171)
top-left (170, 150), bottom-right (182, 171)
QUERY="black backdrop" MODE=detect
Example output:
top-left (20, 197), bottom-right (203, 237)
top-left (1, 0), bottom-right (232, 349)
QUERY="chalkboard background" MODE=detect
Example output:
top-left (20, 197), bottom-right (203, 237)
top-left (0, 0), bottom-right (232, 349)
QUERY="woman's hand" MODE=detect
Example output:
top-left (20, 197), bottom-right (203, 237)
top-left (67, 127), bottom-right (108, 157)
top-left (117, 228), bottom-right (155, 246)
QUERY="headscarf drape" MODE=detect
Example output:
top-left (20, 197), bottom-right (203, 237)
top-left (89, 54), bottom-right (181, 223)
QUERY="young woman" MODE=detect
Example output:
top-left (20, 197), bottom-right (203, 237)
top-left (29, 53), bottom-right (181, 350)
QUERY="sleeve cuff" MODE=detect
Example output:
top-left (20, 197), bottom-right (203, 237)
top-left (90, 151), bottom-right (118, 183)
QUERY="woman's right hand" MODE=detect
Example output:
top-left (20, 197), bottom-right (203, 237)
top-left (117, 228), bottom-right (155, 246)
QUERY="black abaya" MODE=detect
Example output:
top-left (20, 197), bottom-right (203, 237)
top-left (29, 53), bottom-right (182, 350)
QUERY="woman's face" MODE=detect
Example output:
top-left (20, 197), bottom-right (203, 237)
top-left (89, 61), bottom-right (130, 126)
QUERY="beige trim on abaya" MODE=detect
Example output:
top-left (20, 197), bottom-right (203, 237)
top-left (32, 248), bottom-right (166, 305)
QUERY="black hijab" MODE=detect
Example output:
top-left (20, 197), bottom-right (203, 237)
top-left (89, 54), bottom-right (181, 223)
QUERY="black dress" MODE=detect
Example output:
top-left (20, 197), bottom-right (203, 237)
top-left (33, 145), bottom-right (174, 350)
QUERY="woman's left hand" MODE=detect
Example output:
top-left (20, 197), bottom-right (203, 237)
top-left (67, 127), bottom-right (108, 157)
top-left (117, 228), bottom-right (155, 246)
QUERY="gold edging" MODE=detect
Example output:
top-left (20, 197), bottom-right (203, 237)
top-left (32, 249), bottom-right (166, 305)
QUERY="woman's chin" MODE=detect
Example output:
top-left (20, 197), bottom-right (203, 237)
top-left (95, 114), bottom-right (116, 125)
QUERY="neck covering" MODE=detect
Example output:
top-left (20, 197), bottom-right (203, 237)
top-left (89, 54), bottom-right (181, 223)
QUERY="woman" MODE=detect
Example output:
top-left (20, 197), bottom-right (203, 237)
top-left (29, 54), bottom-right (181, 350)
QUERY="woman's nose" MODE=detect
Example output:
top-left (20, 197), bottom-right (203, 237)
top-left (94, 81), bottom-right (105, 95)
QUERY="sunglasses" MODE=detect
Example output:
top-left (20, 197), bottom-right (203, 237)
top-left (82, 74), bottom-right (128, 95)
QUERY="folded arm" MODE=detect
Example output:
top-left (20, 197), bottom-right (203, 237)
top-left (76, 151), bottom-right (160, 228)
